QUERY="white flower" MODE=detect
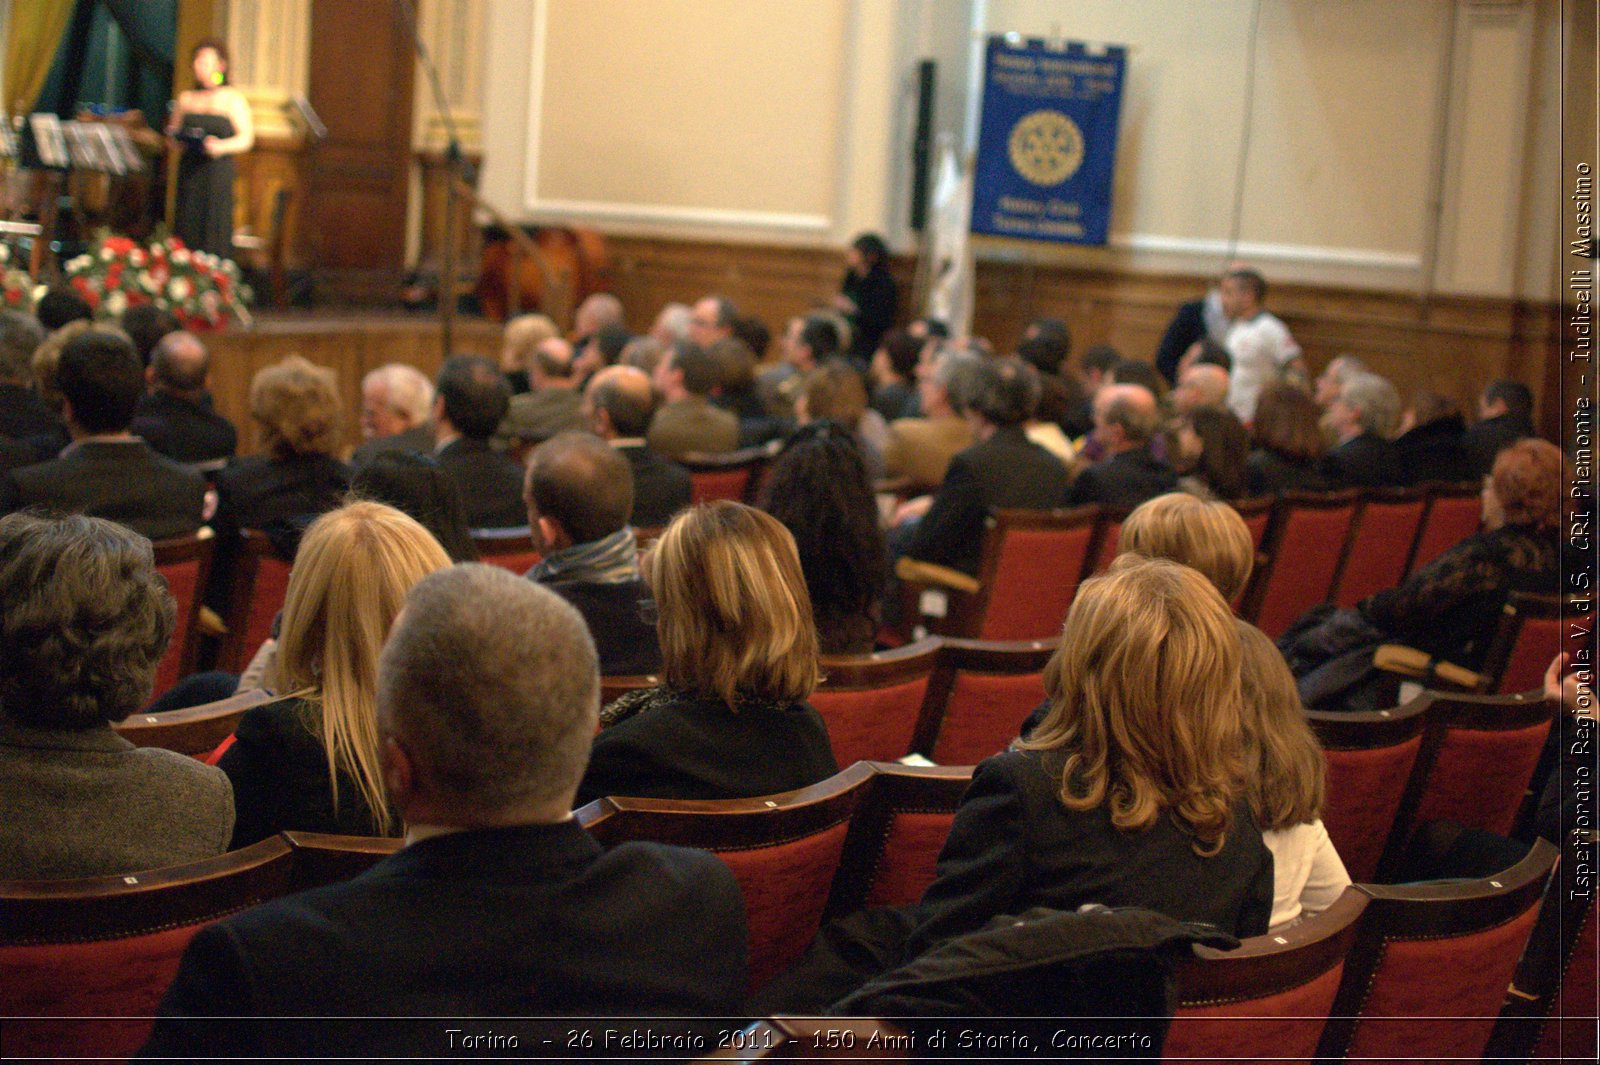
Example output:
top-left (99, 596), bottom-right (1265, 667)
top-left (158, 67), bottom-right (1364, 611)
top-left (138, 270), bottom-right (156, 292)
top-left (99, 247), bottom-right (114, 262)
top-left (106, 290), bottom-right (127, 316)
top-left (0, 244), bottom-right (9, 264)
top-left (171, 248), bottom-right (191, 265)
top-left (130, 248), bottom-right (146, 266)
top-left (168, 277), bottom-right (193, 301)
top-left (66, 254), bottom-right (92, 273)
top-left (31, 284), bottom-right (47, 304)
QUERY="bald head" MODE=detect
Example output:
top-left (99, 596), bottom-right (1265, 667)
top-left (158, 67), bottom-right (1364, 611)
top-left (1173, 363), bottom-right (1230, 415)
top-left (574, 293), bottom-right (624, 338)
top-left (150, 331), bottom-right (209, 394)
top-left (584, 364), bottom-right (655, 439)
top-left (1093, 383), bottom-right (1161, 453)
top-left (532, 337), bottom-right (576, 389)
top-left (525, 431), bottom-right (635, 547)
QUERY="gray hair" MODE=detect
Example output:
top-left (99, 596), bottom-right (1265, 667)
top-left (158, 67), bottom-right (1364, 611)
top-left (1325, 354), bottom-right (1368, 387)
top-left (378, 564), bottom-right (599, 811)
top-left (365, 363), bottom-right (435, 425)
top-left (0, 310), bottom-right (45, 382)
top-left (932, 350), bottom-right (984, 415)
top-left (1339, 371), bottom-right (1402, 438)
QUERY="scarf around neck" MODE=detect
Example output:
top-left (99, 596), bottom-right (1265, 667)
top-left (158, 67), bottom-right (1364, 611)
top-left (530, 526), bottom-right (639, 586)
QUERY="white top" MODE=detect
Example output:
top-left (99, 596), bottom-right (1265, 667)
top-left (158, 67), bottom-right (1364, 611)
top-left (1224, 311), bottom-right (1301, 422)
top-left (1262, 818), bottom-right (1352, 932)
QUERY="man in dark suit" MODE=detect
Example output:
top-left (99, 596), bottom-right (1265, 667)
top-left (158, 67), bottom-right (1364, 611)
top-left (524, 433), bottom-right (661, 675)
top-left (0, 309), bottom-right (66, 460)
top-left (1461, 379), bottom-right (1534, 478)
top-left (139, 565), bottom-right (747, 1058)
top-left (900, 358), bottom-right (1071, 574)
top-left (584, 364), bottom-right (690, 527)
top-left (351, 363), bottom-right (435, 467)
top-left (2, 331), bottom-right (206, 541)
top-left (431, 354), bottom-right (528, 529)
top-left (1067, 383), bottom-right (1179, 509)
top-left (1319, 370), bottom-right (1403, 489)
top-left (129, 331), bottom-right (237, 467)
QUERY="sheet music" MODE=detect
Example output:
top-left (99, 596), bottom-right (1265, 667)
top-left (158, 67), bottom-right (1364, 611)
top-left (92, 124), bottom-right (128, 176)
top-left (28, 113), bottom-right (67, 169)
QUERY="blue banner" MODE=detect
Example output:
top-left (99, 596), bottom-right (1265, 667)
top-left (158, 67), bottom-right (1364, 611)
top-left (971, 37), bottom-right (1127, 246)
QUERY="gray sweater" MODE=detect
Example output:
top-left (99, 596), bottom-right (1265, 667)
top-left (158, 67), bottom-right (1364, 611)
top-left (0, 716), bottom-right (234, 880)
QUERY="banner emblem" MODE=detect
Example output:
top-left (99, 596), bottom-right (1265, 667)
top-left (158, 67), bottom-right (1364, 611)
top-left (1008, 110), bottom-right (1084, 187)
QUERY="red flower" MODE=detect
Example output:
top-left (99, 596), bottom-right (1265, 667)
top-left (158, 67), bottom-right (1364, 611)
top-left (5, 289), bottom-right (19, 305)
top-left (105, 236), bottom-right (135, 254)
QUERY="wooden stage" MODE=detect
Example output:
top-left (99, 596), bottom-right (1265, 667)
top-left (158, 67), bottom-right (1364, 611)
top-left (205, 310), bottom-right (503, 457)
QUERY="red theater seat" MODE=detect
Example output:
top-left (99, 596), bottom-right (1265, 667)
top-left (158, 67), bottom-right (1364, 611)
top-left (811, 640), bottom-right (940, 768)
top-left (151, 529), bottom-right (216, 696)
top-left (826, 762), bottom-right (971, 917)
top-left (1308, 698), bottom-right (1428, 883)
top-left (911, 637), bottom-right (1053, 766)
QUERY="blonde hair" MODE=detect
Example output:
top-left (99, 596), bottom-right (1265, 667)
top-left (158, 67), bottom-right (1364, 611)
top-left (500, 313), bottom-right (559, 373)
top-left (1020, 555), bottom-right (1245, 855)
top-left (1237, 622), bottom-right (1327, 831)
top-left (1118, 493), bottom-right (1255, 603)
top-left (250, 354), bottom-right (343, 459)
top-left (275, 501), bottom-right (452, 834)
top-left (652, 501), bottom-right (821, 710)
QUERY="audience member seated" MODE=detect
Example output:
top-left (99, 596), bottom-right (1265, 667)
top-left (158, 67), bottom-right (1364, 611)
top-left (759, 313), bottom-right (841, 420)
top-left (1170, 405), bottom-right (1250, 501)
top-left (868, 328), bottom-right (920, 422)
top-left (900, 358), bottom-right (1072, 574)
top-left (1245, 382), bottom-right (1331, 495)
top-left (35, 288), bottom-right (92, 331)
top-left (349, 451), bottom-right (478, 562)
top-left (1237, 624), bottom-right (1351, 932)
top-left (647, 340), bottom-right (739, 458)
top-left (571, 292), bottom-right (626, 352)
top-left (130, 330), bottom-right (238, 465)
top-left (577, 501), bottom-right (837, 805)
top-left (0, 310), bottom-right (66, 460)
top-left (1066, 383), bottom-right (1178, 509)
top-left (687, 294), bottom-right (739, 349)
top-left (496, 336), bottom-right (587, 449)
top-left (582, 365), bottom-right (691, 527)
top-left (759, 421), bottom-right (888, 655)
top-left (1394, 389), bottom-right (1471, 485)
top-left (432, 354), bottom-right (527, 529)
top-left (497, 312), bottom-right (559, 395)
top-left (28, 318), bottom-right (93, 416)
top-left (350, 363), bottom-right (435, 468)
top-left (0, 513), bottom-right (231, 878)
top-left (1312, 353), bottom-right (1367, 410)
top-left (220, 502), bottom-right (451, 847)
top-left (1462, 378), bottom-right (1535, 478)
top-left (881, 348), bottom-right (979, 490)
top-left (1061, 342), bottom-right (1122, 441)
top-left (1171, 362), bottom-right (1231, 417)
top-left (904, 557), bottom-right (1274, 958)
top-left (650, 302), bottom-right (692, 347)
top-left (1282, 439), bottom-right (1564, 707)
top-left (3, 330), bottom-right (207, 541)
top-left (797, 360), bottom-right (887, 479)
top-left (214, 355), bottom-right (351, 549)
top-left (705, 336), bottom-right (763, 420)
top-left (1317, 370), bottom-right (1402, 488)
top-left (1118, 492), bottom-right (1257, 604)
top-left (1110, 358), bottom-right (1169, 401)
top-left (142, 565), bottom-right (747, 1057)
top-left (1220, 267), bottom-right (1305, 421)
top-left (572, 321), bottom-right (632, 386)
top-left (524, 433), bottom-right (661, 676)
top-left (120, 303), bottom-right (179, 367)
top-left (835, 232), bottom-right (897, 363)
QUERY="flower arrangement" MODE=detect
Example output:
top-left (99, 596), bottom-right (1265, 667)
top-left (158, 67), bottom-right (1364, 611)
top-left (59, 231), bottom-right (251, 331)
top-left (0, 242), bottom-right (36, 311)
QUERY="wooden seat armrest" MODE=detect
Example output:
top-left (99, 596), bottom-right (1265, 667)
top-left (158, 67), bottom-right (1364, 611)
top-left (1373, 643), bottom-right (1483, 691)
top-left (894, 556), bottom-right (982, 595)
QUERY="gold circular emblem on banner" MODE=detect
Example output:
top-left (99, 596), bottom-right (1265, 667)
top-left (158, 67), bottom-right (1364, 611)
top-left (1007, 110), bottom-right (1085, 186)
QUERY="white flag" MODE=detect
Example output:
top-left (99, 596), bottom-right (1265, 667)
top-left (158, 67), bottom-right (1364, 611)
top-left (925, 138), bottom-right (974, 336)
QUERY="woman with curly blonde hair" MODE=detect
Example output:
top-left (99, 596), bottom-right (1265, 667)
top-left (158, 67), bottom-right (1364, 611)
top-left (220, 501), bottom-right (451, 845)
top-left (907, 555), bottom-right (1274, 954)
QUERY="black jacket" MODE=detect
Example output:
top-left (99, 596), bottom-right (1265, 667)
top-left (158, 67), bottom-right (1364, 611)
top-left (544, 578), bottom-right (662, 676)
top-left (214, 452), bottom-right (352, 534)
top-left (1461, 413), bottom-right (1532, 478)
top-left (1394, 414), bottom-right (1471, 486)
top-left (1244, 448), bottom-right (1330, 496)
top-left (907, 425), bottom-right (1072, 574)
top-left (130, 390), bottom-right (238, 465)
top-left (615, 441), bottom-right (692, 528)
top-left (1318, 432), bottom-right (1401, 489)
top-left (1066, 447), bottom-right (1180, 510)
top-left (350, 424), bottom-right (435, 468)
top-left (2, 440), bottom-right (206, 541)
top-left (138, 821), bottom-right (748, 1058)
top-left (435, 436), bottom-right (527, 529)
top-left (0, 382), bottom-right (67, 459)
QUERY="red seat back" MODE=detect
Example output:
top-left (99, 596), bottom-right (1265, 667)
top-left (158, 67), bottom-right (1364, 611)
top-left (1232, 496), bottom-right (1274, 550)
top-left (826, 763), bottom-right (970, 918)
top-left (812, 641), bottom-right (940, 768)
top-left (1309, 700), bottom-right (1428, 883)
top-left (1330, 489), bottom-right (1426, 607)
top-left (1091, 514), bottom-right (1124, 574)
top-left (221, 531), bottom-right (292, 674)
top-left (1164, 890), bottom-right (1368, 1065)
top-left (1244, 491), bottom-right (1359, 639)
top-left (151, 532), bottom-right (214, 697)
top-left (1481, 593), bottom-right (1586, 695)
top-left (1407, 483), bottom-right (1481, 574)
top-left (579, 765), bottom-right (872, 992)
top-left (471, 528), bottom-right (542, 575)
top-left (1528, 878), bottom-right (1598, 1063)
top-left (1320, 841), bottom-right (1556, 1063)
top-left (974, 508), bottom-right (1098, 640)
top-left (688, 467), bottom-right (751, 504)
top-left (912, 638), bottom-right (1054, 766)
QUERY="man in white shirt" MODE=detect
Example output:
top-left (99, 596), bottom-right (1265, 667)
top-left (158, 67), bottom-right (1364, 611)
top-left (1221, 268), bottom-right (1303, 423)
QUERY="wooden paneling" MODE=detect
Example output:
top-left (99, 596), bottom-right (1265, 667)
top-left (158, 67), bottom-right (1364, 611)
top-left (601, 235), bottom-right (1560, 434)
top-left (205, 315), bottom-right (499, 456)
top-left (304, 0), bottom-right (415, 290)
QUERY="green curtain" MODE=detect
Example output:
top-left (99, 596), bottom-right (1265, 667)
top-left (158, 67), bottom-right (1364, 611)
top-left (2, 0), bottom-right (75, 115)
top-left (33, 0), bottom-right (176, 122)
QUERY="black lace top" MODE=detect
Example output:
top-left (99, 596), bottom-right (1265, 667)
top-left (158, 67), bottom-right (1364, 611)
top-left (1357, 523), bottom-right (1560, 669)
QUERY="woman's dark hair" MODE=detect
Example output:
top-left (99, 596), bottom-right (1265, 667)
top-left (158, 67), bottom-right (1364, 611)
top-left (1184, 406), bottom-right (1251, 500)
top-left (0, 513), bottom-right (175, 728)
top-left (759, 421), bottom-right (888, 654)
top-left (1252, 382), bottom-right (1326, 462)
top-left (349, 452), bottom-right (479, 562)
top-left (192, 37), bottom-right (230, 87)
top-left (852, 233), bottom-right (889, 270)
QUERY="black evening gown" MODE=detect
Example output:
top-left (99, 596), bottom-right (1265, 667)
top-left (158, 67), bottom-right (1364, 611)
top-left (173, 112), bottom-right (235, 259)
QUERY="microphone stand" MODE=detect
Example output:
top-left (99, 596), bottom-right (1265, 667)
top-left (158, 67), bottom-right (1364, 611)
top-left (398, 0), bottom-right (468, 358)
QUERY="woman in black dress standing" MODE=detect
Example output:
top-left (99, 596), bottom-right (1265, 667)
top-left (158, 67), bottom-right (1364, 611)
top-left (834, 232), bottom-right (898, 364)
top-left (167, 38), bottom-right (253, 259)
